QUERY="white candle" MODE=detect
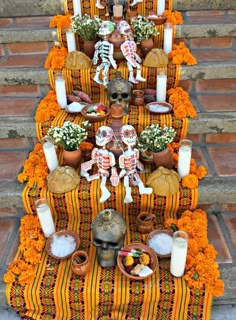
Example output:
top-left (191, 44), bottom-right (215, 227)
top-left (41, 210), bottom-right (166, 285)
top-left (55, 73), bottom-right (67, 109)
top-left (156, 74), bottom-right (167, 102)
top-left (178, 139), bottom-right (192, 178)
top-left (113, 4), bottom-right (123, 18)
top-left (41, 137), bottom-right (59, 172)
top-left (157, 0), bottom-right (165, 16)
top-left (170, 231), bottom-right (188, 277)
top-left (66, 29), bottom-right (76, 52)
top-left (35, 199), bottom-right (55, 238)
top-left (163, 23), bottom-right (173, 54)
top-left (72, 0), bottom-right (82, 16)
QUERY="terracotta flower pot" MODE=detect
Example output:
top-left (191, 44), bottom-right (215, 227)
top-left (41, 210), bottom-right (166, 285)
top-left (63, 148), bottom-right (82, 169)
top-left (71, 250), bottom-right (90, 276)
top-left (152, 148), bottom-right (173, 169)
top-left (140, 38), bottom-right (154, 57)
top-left (83, 40), bottom-right (96, 59)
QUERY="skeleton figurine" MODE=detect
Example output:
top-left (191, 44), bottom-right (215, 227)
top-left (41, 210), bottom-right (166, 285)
top-left (81, 126), bottom-right (119, 203)
top-left (93, 21), bottom-right (117, 87)
top-left (129, 0), bottom-right (143, 6)
top-left (117, 20), bottom-right (146, 84)
top-left (119, 125), bottom-right (152, 203)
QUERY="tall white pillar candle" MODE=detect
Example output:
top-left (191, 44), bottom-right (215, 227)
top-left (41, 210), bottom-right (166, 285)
top-left (170, 231), bottom-right (188, 277)
top-left (41, 136), bottom-right (59, 172)
top-left (178, 139), bottom-right (192, 178)
top-left (156, 74), bottom-right (167, 102)
top-left (157, 0), bottom-right (165, 16)
top-left (55, 73), bottom-right (67, 109)
top-left (72, 0), bottom-right (82, 16)
top-left (163, 22), bottom-right (173, 54)
top-left (66, 29), bottom-right (76, 52)
top-left (35, 199), bottom-right (55, 238)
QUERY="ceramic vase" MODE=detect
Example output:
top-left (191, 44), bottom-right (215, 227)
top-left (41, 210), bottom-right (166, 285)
top-left (152, 148), bottom-right (173, 169)
top-left (63, 148), bottom-right (82, 169)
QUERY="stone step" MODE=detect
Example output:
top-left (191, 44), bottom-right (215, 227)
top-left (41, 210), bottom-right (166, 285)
top-left (173, 0), bottom-right (236, 11)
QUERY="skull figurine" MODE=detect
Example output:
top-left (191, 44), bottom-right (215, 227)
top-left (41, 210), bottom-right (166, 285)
top-left (120, 124), bottom-right (137, 147)
top-left (106, 72), bottom-right (132, 114)
top-left (96, 126), bottom-right (114, 147)
top-left (91, 209), bottom-right (126, 267)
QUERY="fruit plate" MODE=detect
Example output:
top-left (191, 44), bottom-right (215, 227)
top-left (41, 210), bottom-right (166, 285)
top-left (117, 243), bottom-right (158, 280)
top-left (146, 102), bottom-right (172, 114)
top-left (81, 105), bottom-right (110, 122)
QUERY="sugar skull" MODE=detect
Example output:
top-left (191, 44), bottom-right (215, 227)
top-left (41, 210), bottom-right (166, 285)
top-left (96, 126), bottom-right (114, 147)
top-left (120, 125), bottom-right (137, 147)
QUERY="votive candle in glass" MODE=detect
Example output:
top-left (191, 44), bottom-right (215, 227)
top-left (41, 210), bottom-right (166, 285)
top-left (55, 72), bottom-right (67, 109)
top-left (66, 27), bottom-right (76, 52)
top-left (35, 199), bottom-right (55, 238)
top-left (177, 139), bottom-right (192, 178)
top-left (170, 230), bottom-right (188, 277)
top-left (156, 68), bottom-right (167, 102)
top-left (163, 22), bottom-right (173, 54)
top-left (41, 136), bottom-right (59, 172)
top-left (157, 0), bottom-right (165, 16)
top-left (72, 0), bottom-right (82, 16)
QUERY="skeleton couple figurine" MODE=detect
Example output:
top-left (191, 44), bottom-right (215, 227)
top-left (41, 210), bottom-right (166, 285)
top-left (93, 20), bottom-right (146, 86)
top-left (81, 125), bottom-right (152, 203)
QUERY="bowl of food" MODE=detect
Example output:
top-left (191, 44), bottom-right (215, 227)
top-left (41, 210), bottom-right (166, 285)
top-left (117, 243), bottom-right (158, 280)
top-left (81, 103), bottom-right (110, 122)
top-left (46, 230), bottom-right (80, 260)
top-left (147, 229), bottom-right (173, 258)
top-left (147, 14), bottom-right (167, 25)
top-left (146, 102), bottom-right (172, 114)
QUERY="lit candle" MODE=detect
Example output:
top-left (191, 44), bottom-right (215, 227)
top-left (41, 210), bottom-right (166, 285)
top-left (177, 139), bottom-right (192, 178)
top-left (66, 27), bottom-right (76, 52)
top-left (157, 0), bottom-right (165, 16)
top-left (72, 0), bottom-right (82, 16)
top-left (170, 231), bottom-right (188, 277)
top-left (55, 72), bottom-right (67, 109)
top-left (156, 74), bottom-right (167, 102)
top-left (41, 136), bottom-right (59, 172)
top-left (35, 199), bottom-right (55, 238)
top-left (163, 22), bottom-right (173, 54)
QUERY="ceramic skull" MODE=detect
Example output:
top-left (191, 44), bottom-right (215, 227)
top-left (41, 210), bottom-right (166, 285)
top-left (96, 126), bottom-right (114, 147)
top-left (120, 124), bottom-right (137, 146)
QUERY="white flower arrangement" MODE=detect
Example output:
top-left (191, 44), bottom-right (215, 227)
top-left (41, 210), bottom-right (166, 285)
top-left (131, 15), bottom-right (158, 44)
top-left (47, 120), bottom-right (91, 151)
top-left (71, 14), bottom-right (102, 41)
top-left (137, 124), bottom-right (176, 153)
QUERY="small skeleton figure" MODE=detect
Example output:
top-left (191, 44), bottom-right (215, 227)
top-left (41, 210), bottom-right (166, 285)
top-left (129, 0), bottom-right (143, 6)
top-left (118, 125), bottom-right (152, 203)
top-left (81, 126), bottom-right (119, 203)
top-left (93, 21), bottom-right (117, 87)
top-left (117, 20), bottom-right (146, 84)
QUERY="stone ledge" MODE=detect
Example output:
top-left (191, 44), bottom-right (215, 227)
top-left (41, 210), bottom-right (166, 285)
top-left (173, 0), bottom-right (236, 11)
top-left (0, 29), bottom-right (57, 44)
top-left (1, 177), bottom-right (236, 209)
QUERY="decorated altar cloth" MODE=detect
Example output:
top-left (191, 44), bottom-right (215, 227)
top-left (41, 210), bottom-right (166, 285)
top-left (6, 179), bottom-right (214, 320)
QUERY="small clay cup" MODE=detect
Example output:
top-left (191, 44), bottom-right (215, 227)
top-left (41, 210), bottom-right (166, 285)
top-left (71, 250), bottom-right (90, 276)
top-left (132, 90), bottom-right (144, 106)
top-left (137, 212), bottom-right (157, 234)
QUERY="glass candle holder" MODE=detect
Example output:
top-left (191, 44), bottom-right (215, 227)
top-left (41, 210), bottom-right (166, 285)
top-left (157, 0), bottom-right (165, 16)
top-left (72, 0), bottom-right (82, 16)
top-left (65, 26), bottom-right (76, 53)
top-left (177, 139), bottom-right (192, 178)
top-left (170, 230), bottom-right (188, 277)
top-left (35, 199), bottom-right (55, 238)
top-left (163, 22), bottom-right (173, 54)
top-left (156, 68), bottom-right (167, 102)
top-left (41, 136), bottom-right (59, 172)
top-left (55, 72), bottom-right (67, 109)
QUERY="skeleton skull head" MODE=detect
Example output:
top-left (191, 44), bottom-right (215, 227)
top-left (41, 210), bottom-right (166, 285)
top-left (106, 73), bottom-right (132, 108)
top-left (120, 125), bottom-right (137, 146)
top-left (96, 126), bottom-right (114, 147)
top-left (98, 21), bottom-right (115, 37)
top-left (117, 20), bottom-right (132, 36)
top-left (91, 209), bottom-right (126, 267)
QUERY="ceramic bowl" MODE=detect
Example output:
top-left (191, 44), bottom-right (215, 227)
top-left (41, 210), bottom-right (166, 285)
top-left (81, 105), bottom-right (110, 122)
top-left (146, 102), bottom-right (172, 114)
top-left (147, 15), bottom-right (167, 25)
top-left (46, 230), bottom-right (80, 260)
top-left (147, 229), bottom-right (173, 258)
top-left (65, 102), bottom-right (90, 114)
top-left (117, 243), bottom-right (158, 280)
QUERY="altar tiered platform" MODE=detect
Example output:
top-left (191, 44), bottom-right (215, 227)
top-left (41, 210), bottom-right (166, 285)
top-left (0, 0), bottom-right (236, 320)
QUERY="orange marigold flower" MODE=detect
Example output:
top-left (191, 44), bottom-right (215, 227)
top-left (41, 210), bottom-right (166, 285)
top-left (164, 218), bottom-right (178, 229)
top-left (196, 165), bottom-right (208, 179)
top-left (80, 141), bottom-right (94, 152)
top-left (182, 174), bottom-right (199, 189)
top-left (212, 279), bottom-right (225, 297)
top-left (49, 15), bottom-right (72, 29)
top-left (44, 47), bottom-right (68, 69)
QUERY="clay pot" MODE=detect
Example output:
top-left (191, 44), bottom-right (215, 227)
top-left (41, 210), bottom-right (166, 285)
top-left (83, 40), bottom-right (96, 59)
top-left (132, 90), bottom-right (144, 106)
top-left (152, 148), bottom-right (173, 169)
top-left (137, 212), bottom-right (157, 234)
top-left (71, 250), bottom-right (90, 276)
top-left (110, 103), bottom-right (124, 118)
top-left (140, 38), bottom-right (154, 57)
top-left (63, 148), bottom-right (82, 169)
top-left (108, 30), bottom-right (125, 60)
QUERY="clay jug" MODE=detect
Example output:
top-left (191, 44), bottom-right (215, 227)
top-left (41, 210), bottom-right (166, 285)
top-left (71, 251), bottom-right (90, 276)
top-left (132, 90), bottom-right (144, 106)
top-left (137, 212), bottom-right (157, 234)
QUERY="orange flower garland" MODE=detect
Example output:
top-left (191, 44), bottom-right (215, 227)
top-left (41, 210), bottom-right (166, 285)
top-left (44, 47), bottom-right (68, 69)
top-left (17, 143), bottom-right (49, 188)
top-left (35, 90), bottom-right (61, 123)
top-left (163, 10), bottom-right (183, 25)
top-left (167, 86), bottom-right (197, 119)
top-left (165, 209), bottom-right (224, 297)
top-left (49, 14), bottom-right (72, 29)
top-left (3, 215), bottom-right (45, 285)
top-left (169, 41), bottom-right (197, 66)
